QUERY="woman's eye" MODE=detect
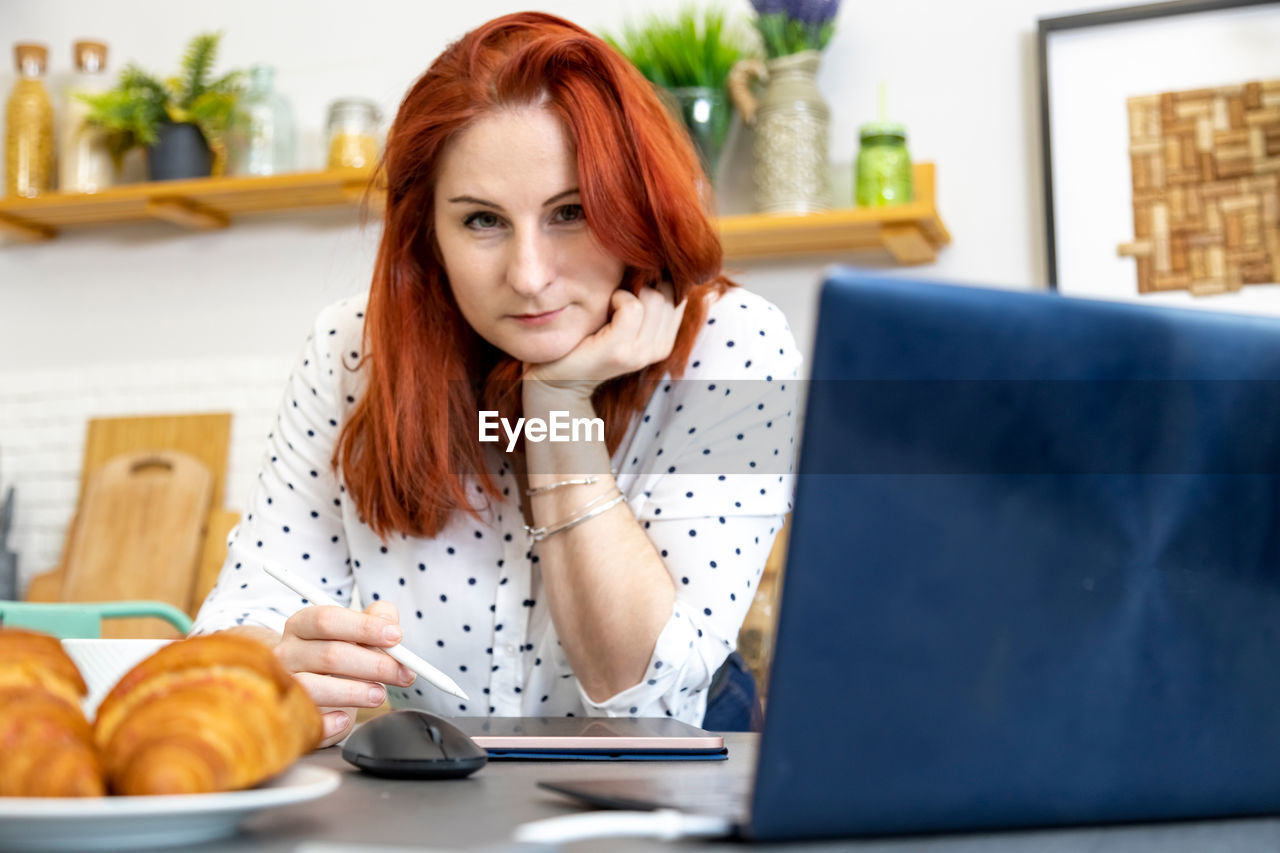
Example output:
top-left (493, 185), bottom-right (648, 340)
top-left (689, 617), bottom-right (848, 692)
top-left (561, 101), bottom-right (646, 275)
top-left (554, 204), bottom-right (584, 224)
top-left (463, 211), bottom-right (501, 230)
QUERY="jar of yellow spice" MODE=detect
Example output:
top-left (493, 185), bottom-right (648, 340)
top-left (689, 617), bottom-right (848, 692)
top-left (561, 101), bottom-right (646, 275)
top-left (325, 98), bottom-right (380, 170)
top-left (5, 43), bottom-right (55, 198)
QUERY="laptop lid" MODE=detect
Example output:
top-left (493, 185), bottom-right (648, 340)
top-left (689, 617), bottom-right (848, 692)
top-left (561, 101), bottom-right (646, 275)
top-left (749, 270), bottom-right (1280, 839)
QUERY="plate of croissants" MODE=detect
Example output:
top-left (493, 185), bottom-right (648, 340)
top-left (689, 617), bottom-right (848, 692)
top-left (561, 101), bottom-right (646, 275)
top-left (0, 627), bottom-right (339, 851)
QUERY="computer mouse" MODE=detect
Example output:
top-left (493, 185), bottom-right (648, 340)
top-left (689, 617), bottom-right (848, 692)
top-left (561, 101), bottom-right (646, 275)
top-left (341, 709), bottom-right (488, 779)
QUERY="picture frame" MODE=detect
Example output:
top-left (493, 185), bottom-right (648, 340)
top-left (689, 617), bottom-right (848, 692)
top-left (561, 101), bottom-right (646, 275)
top-left (1038, 0), bottom-right (1280, 315)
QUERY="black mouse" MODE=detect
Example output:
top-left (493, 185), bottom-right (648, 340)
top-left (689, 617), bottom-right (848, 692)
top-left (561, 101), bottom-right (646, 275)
top-left (341, 710), bottom-right (488, 779)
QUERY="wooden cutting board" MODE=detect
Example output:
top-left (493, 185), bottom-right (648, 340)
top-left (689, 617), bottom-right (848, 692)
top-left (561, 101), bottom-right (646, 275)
top-left (25, 412), bottom-right (233, 605)
top-left (60, 450), bottom-right (213, 638)
top-left (78, 413), bottom-right (231, 507)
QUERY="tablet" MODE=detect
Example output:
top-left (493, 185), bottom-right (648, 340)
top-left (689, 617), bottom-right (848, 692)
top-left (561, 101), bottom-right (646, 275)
top-left (446, 716), bottom-right (726, 759)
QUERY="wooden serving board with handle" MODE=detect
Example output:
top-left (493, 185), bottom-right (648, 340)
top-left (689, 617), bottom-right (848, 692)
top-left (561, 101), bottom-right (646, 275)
top-left (60, 450), bottom-right (213, 638)
top-left (25, 412), bottom-right (233, 607)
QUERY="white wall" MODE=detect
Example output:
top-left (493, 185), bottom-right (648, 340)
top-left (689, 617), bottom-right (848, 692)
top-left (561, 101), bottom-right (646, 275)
top-left (0, 0), bottom-right (1112, 584)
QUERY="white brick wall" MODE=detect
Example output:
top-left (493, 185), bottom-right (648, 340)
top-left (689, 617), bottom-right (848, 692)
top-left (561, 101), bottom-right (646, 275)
top-left (0, 354), bottom-right (296, 592)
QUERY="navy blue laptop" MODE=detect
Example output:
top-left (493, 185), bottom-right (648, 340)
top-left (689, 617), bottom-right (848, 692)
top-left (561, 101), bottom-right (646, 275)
top-left (544, 269), bottom-right (1280, 840)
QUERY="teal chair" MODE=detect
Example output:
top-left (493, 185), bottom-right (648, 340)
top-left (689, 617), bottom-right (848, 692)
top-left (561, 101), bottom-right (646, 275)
top-left (0, 600), bottom-right (192, 639)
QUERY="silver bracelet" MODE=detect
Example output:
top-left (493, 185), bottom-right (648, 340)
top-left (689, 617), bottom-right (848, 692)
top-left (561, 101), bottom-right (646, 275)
top-left (524, 476), bottom-right (598, 496)
top-left (525, 489), bottom-right (626, 543)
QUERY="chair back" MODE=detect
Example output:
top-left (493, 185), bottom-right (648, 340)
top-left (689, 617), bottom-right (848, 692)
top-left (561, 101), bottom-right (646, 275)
top-left (0, 600), bottom-right (192, 639)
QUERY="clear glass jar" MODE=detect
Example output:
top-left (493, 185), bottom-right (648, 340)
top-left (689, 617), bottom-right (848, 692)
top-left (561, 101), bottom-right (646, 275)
top-left (60, 40), bottom-right (115, 193)
top-left (231, 64), bottom-right (296, 176)
top-left (5, 43), bottom-right (54, 198)
top-left (325, 98), bottom-right (380, 170)
top-left (855, 121), bottom-right (913, 207)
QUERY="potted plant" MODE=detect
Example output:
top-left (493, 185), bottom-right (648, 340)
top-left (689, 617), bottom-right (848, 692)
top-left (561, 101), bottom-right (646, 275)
top-left (80, 32), bottom-right (244, 181)
top-left (604, 7), bottom-right (756, 183)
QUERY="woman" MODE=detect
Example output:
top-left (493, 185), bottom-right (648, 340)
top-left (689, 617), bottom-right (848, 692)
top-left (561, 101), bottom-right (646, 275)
top-left (193, 11), bottom-right (801, 747)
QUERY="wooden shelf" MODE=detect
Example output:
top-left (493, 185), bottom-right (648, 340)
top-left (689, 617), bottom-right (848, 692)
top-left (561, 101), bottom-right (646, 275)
top-left (718, 163), bottom-right (950, 265)
top-left (0, 167), bottom-right (380, 242)
top-left (0, 163), bottom-right (950, 265)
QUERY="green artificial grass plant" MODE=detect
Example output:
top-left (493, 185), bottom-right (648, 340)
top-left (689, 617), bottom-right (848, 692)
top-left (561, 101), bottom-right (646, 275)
top-left (604, 6), bottom-right (756, 91)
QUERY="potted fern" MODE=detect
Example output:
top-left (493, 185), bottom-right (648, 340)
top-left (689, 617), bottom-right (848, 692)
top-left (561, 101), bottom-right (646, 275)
top-left (80, 32), bottom-right (244, 181)
top-left (604, 7), bottom-right (756, 183)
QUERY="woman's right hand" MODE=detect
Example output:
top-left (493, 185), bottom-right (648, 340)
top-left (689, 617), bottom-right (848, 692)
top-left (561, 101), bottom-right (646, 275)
top-left (274, 600), bottom-right (417, 747)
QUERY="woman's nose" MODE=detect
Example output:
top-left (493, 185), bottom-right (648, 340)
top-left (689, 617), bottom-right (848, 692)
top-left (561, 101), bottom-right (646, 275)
top-left (506, 229), bottom-right (555, 298)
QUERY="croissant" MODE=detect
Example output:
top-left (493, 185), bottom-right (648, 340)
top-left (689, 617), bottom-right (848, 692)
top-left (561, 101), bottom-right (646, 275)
top-left (93, 632), bottom-right (322, 795)
top-left (0, 628), bottom-right (106, 797)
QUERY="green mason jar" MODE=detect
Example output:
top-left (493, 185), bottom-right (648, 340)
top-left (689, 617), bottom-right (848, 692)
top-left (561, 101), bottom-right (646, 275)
top-left (855, 121), bottom-right (913, 207)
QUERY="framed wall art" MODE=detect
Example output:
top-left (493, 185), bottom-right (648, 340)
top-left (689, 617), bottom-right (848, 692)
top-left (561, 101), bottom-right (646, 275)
top-left (1039, 0), bottom-right (1280, 315)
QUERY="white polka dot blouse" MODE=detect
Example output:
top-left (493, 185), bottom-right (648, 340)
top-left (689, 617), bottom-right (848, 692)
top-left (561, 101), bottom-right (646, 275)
top-left (193, 287), bottom-right (803, 725)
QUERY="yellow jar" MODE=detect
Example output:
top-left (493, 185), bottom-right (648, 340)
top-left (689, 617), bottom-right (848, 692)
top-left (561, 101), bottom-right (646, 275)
top-left (5, 43), bottom-right (54, 198)
top-left (325, 98), bottom-right (380, 169)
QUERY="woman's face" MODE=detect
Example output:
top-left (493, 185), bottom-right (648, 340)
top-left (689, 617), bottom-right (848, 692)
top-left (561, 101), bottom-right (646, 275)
top-left (432, 107), bottom-right (626, 365)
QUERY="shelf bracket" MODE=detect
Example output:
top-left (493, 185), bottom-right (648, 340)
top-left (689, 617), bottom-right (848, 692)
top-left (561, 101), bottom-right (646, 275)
top-left (146, 198), bottom-right (230, 231)
top-left (0, 212), bottom-right (55, 242)
top-left (880, 223), bottom-right (937, 265)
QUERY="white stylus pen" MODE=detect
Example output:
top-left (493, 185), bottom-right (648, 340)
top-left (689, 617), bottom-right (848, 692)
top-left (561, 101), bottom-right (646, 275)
top-left (262, 562), bottom-right (470, 701)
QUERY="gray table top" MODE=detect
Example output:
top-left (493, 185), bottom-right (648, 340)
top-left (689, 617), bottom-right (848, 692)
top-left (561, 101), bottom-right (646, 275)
top-left (165, 732), bottom-right (1280, 853)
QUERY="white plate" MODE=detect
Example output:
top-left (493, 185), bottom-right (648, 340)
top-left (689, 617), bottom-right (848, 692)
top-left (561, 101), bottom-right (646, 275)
top-left (0, 765), bottom-right (341, 851)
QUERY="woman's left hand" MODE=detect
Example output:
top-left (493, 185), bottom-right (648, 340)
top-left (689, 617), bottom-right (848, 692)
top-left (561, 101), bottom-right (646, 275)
top-left (527, 282), bottom-right (687, 391)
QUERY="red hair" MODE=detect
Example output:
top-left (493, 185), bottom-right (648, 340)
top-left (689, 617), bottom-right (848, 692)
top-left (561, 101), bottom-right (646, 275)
top-left (336, 11), bottom-right (732, 539)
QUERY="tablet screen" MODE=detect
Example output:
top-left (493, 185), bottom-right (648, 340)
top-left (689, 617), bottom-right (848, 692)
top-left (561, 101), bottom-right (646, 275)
top-left (446, 716), bottom-right (725, 751)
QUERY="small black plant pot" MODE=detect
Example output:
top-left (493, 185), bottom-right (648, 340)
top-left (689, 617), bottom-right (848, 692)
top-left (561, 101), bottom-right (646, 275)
top-left (148, 122), bottom-right (213, 181)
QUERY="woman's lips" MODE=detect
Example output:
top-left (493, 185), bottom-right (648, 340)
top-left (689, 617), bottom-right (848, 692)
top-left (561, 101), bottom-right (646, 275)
top-left (512, 307), bottom-right (564, 326)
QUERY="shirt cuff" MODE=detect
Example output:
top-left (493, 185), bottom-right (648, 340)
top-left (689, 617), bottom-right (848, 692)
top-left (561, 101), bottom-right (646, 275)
top-left (575, 602), bottom-right (720, 723)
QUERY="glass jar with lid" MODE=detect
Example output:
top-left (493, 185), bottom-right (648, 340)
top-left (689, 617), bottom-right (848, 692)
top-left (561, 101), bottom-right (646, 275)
top-left (60, 40), bottom-right (115, 193)
top-left (5, 42), bottom-right (55, 198)
top-left (855, 120), bottom-right (913, 207)
top-left (231, 64), bottom-right (296, 176)
top-left (325, 98), bottom-right (380, 170)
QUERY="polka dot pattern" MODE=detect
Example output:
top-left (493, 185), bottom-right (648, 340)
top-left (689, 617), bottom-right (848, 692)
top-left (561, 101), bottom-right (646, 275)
top-left (193, 288), bottom-right (801, 727)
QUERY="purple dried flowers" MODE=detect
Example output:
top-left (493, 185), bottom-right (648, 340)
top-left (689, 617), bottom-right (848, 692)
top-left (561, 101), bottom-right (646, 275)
top-left (750, 0), bottom-right (841, 58)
